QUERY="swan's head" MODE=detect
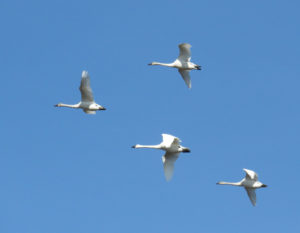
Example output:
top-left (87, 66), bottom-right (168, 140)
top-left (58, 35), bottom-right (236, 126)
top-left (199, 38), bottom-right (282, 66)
top-left (148, 62), bottom-right (160, 66)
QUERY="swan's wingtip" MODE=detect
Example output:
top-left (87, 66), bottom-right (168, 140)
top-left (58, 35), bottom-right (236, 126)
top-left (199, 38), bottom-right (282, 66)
top-left (179, 43), bottom-right (192, 48)
top-left (165, 177), bottom-right (172, 182)
top-left (81, 70), bottom-right (89, 78)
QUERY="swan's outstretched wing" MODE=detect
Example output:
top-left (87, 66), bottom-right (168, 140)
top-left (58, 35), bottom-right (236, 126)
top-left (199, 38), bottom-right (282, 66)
top-left (178, 43), bottom-right (191, 62)
top-left (243, 168), bottom-right (258, 181)
top-left (79, 70), bottom-right (94, 102)
top-left (83, 109), bottom-right (96, 114)
top-left (245, 188), bottom-right (256, 206)
top-left (178, 69), bottom-right (191, 89)
top-left (162, 152), bottom-right (180, 181)
top-left (162, 134), bottom-right (181, 147)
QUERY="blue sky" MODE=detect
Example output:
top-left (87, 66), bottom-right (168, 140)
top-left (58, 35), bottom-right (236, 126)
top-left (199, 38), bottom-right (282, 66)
top-left (0, 0), bottom-right (300, 232)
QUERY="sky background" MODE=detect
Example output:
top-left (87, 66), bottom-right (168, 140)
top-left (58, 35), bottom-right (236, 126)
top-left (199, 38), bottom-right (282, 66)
top-left (0, 0), bottom-right (300, 232)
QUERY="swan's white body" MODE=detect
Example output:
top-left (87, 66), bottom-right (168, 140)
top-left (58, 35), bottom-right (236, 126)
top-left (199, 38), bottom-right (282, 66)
top-left (55, 71), bottom-right (106, 114)
top-left (149, 43), bottom-right (201, 88)
top-left (132, 134), bottom-right (191, 181)
top-left (217, 168), bottom-right (267, 206)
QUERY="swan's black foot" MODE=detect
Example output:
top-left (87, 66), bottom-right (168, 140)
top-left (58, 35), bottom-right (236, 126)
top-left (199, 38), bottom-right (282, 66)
top-left (182, 148), bottom-right (191, 153)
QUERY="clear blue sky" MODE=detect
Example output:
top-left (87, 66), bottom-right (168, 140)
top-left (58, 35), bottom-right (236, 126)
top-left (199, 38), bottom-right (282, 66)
top-left (0, 0), bottom-right (299, 232)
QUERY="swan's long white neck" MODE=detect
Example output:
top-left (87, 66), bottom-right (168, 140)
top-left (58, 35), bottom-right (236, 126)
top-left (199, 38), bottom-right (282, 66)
top-left (150, 62), bottom-right (175, 67)
top-left (217, 181), bottom-right (242, 186)
top-left (57, 103), bottom-right (80, 108)
top-left (134, 144), bottom-right (162, 149)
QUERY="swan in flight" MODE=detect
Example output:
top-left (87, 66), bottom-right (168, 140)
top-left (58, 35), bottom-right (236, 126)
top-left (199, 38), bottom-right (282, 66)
top-left (148, 43), bottom-right (201, 88)
top-left (217, 168), bottom-right (267, 206)
top-left (132, 134), bottom-right (191, 181)
top-left (55, 70), bottom-right (106, 114)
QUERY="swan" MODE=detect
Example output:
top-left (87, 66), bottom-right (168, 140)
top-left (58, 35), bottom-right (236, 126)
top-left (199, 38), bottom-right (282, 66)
top-left (217, 168), bottom-right (267, 206)
top-left (132, 134), bottom-right (191, 181)
top-left (148, 43), bottom-right (201, 88)
top-left (54, 70), bottom-right (106, 114)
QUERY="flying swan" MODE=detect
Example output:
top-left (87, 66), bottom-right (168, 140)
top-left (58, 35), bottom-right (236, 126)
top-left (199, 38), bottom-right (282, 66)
top-left (55, 70), bottom-right (106, 114)
top-left (148, 43), bottom-right (201, 88)
top-left (217, 168), bottom-right (267, 206)
top-left (132, 134), bottom-right (191, 181)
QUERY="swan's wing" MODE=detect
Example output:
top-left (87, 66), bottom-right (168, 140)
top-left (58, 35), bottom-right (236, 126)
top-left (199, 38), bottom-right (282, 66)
top-left (83, 109), bottom-right (96, 114)
top-left (79, 70), bottom-right (94, 102)
top-left (178, 43), bottom-right (191, 62)
top-left (178, 69), bottom-right (191, 89)
top-left (243, 168), bottom-right (258, 181)
top-left (245, 188), bottom-right (256, 206)
top-left (162, 152), bottom-right (180, 181)
top-left (162, 134), bottom-right (181, 147)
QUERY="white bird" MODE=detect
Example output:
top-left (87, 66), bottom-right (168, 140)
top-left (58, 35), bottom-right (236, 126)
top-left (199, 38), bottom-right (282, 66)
top-left (55, 70), bottom-right (106, 114)
top-left (132, 134), bottom-right (191, 181)
top-left (148, 43), bottom-right (201, 88)
top-left (217, 168), bottom-right (267, 206)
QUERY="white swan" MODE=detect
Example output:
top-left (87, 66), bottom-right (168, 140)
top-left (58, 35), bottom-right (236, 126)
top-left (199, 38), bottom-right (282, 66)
top-left (55, 70), bottom-right (106, 114)
top-left (217, 168), bottom-right (267, 206)
top-left (148, 43), bottom-right (201, 88)
top-left (132, 134), bottom-right (191, 181)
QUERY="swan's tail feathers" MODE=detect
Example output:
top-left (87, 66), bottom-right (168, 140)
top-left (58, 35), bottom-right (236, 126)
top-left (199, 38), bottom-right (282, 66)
top-left (83, 110), bottom-right (96, 114)
top-left (195, 65), bottom-right (201, 70)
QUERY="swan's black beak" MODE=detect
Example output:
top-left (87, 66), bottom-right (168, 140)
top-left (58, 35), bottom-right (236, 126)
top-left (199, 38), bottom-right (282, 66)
top-left (99, 107), bottom-right (106, 110)
top-left (182, 148), bottom-right (191, 153)
top-left (131, 145), bottom-right (136, 148)
top-left (54, 104), bottom-right (58, 107)
top-left (262, 184), bottom-right (267, 188)
top-left (148, 63), bottom-right (153, 66)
